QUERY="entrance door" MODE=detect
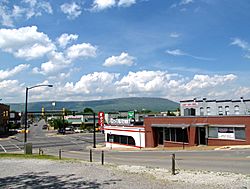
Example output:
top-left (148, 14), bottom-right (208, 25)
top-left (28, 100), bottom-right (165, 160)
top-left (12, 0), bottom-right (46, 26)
top-left (198, 127), bottom-right (206, 145)
top-left (158, 128), bottom-right (164, 145)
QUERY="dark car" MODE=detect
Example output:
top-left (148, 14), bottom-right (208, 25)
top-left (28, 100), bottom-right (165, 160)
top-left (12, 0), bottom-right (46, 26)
top-left (42, 125), bottom-right (48, 129)
top-left (57, 128), bottom-right (65, 134)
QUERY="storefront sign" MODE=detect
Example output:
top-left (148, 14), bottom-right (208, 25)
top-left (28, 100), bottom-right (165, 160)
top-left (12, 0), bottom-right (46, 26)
top-left (218, 128), bottom-right (235, 140)
top-left (110, 118), bottom-right (130, 125)
top-left (181, 102), bottom-right (198, 107)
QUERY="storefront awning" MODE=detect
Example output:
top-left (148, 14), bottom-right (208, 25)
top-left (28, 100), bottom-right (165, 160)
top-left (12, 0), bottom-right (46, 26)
top-left (151, 124), bottom-right (190, 128)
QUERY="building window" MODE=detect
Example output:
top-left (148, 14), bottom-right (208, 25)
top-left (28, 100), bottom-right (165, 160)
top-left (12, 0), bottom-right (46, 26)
top-left (184, 108), bottom-right (196, 116)
top-left (200, 107), bottom-right (204, 116)
top-left (107, 134), bottom-right (135, 146)
top-left (218, 106), bottom-right (223, 115)
top-left (235, 127), bottom-right (246, 140)
top-left (164, 128), bottom-right (188, 143)
top-left (225, 106), bottom-right (230, 115)
top-left (234, 105), bottom-right (240, 115)
top-left (206, 107), bottom-right (211, 115)
top-left (208, 127), bottom-right (246, 140)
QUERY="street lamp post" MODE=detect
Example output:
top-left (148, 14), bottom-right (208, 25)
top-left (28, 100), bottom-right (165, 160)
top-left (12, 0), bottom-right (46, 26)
top-left (24, 84), bottom-right (53, 143)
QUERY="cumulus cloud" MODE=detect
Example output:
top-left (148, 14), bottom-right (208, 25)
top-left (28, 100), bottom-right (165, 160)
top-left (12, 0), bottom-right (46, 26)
top-left (0, 64), bottom-right (30, 80)
top-left (91, 0), bottom-right (136, 11)
top-left (66, 43), bottom-right (97, 60)
top-left (103, 52), bottom-right (135, 67)
top-left (179, 0), bottom-right (194, 5)
top-left (57, 33), bottom-right (78, 48)
top-left (60, 2), bottom-right (82, 19)
top-left (0, 0), bottom-right (53, 27)
top-left (231, 38), bottom-right (250, 59)
top-left (166, 49), bottom-right (215, 61)
top-left (0, 26), bottom-right (55, 60)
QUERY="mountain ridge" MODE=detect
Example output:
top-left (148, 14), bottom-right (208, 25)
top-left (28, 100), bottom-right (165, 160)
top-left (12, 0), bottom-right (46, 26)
top-left (9, 97), bottom-right (179, 113)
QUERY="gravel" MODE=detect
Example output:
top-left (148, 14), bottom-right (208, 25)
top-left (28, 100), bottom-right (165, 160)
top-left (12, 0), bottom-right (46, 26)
top-left (0, 158), bottom-right (249, 189)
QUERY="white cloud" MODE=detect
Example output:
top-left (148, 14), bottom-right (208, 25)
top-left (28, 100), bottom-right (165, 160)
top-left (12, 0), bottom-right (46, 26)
top-left (57, 33), bottom-right (78, 49)
top-left (0, 0), bottom-right (53, 27)
top-left (180, 0), bottom-right (194, 5)
top-left (91, 0), bottom-right (116, 11)
top-left (66, 43), bottom-right (97, 60)
top-left (166, 49), bottom-right (215, 61)
top-left (103, 52), bottom-right (135, 67)
top-left (169, 32), bottom-right (180, 38)
top-left (166, 49), bottom-right (186, 56)
top-left (0, 26), bottom-right (55, 60)
top-left (60, 2), bottom-right (82, 19)
top-left (91, 0), bottom-right (136, 11)
top-left (0, 64), bottom-right (30, 80)
top-left (231, 38), bottom-right (250, 59)
top-left (118, 0), bottom-right (136, 7)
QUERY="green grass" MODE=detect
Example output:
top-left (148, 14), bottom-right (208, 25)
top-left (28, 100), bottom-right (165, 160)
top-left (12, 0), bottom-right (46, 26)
top-left (0, 153), bottom-right (68, 160)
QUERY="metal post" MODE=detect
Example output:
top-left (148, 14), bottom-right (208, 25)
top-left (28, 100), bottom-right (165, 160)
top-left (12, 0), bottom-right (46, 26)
top-left (59, 149), bottom-right (62, 159)
top-left (90, 149), bottom-right (92, 162)
top-left (93, 113), bottom-right (96, 148)
top-left (139, 129), bottom-right (141, 149)
top-left (182, 127), bottom-right (185, 150)
top-left (172, 153), bottom-right (175, 175)
top-left (24, 87), bottom-right (28, 143)
top-left (101, 150), bottom-right (104, 165)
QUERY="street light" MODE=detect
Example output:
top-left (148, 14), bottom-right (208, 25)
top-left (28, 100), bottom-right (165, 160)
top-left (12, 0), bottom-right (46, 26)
top-left (24, 84), bottom-right (53, 143)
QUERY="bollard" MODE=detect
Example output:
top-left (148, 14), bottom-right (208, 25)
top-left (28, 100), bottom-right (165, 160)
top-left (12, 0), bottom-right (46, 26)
top-left (59, 149), bottom-right (62, 160)
top-left (172, 153), bottom-right (175, 175)
top-left (90, 149), bottom-right (92, 162)
top-left (101, 150), bottom-right (104, 165)
top-left (39, 148), bottom-right (41, 155)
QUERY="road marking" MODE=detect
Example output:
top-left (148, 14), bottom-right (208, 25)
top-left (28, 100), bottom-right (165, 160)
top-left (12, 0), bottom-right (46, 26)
top-left (0, 144), bottom-right (7, 152)
top-left (8, 141), bottom-right (22, 151)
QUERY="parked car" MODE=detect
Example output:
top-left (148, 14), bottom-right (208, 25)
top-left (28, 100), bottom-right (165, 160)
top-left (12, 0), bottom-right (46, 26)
top-left (57, 128), bottom-right (65, 134)
top-left (74, 127), bottom-right (83, 133)
top-left (42, 125), bottom-right (48, 129)
top-left (65, 127), bottom-right (74, 131)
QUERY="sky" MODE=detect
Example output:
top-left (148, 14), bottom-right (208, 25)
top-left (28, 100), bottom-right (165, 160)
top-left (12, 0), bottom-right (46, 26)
top-left (1, 0), bottom-right (250, 103)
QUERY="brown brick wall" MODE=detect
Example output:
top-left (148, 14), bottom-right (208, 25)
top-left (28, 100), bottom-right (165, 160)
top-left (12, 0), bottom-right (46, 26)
top-left (144, 116), bottom-right (250, 147)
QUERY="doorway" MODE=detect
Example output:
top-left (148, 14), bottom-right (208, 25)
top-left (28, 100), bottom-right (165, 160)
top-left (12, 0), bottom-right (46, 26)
top-left (158, 128), bottom-right (164, 145)
top-left (197, 127), bottom-right (206, 145)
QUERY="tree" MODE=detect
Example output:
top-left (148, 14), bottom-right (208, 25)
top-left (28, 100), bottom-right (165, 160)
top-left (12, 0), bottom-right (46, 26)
top-left (83, 107), bottom-right (94, 113)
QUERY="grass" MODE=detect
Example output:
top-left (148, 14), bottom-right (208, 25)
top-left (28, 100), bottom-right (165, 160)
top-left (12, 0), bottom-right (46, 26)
top-left (0, 153), bottom-right (68, 160)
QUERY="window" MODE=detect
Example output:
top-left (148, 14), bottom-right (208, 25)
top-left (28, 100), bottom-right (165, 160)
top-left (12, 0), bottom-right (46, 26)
top-left (164, 128), bottom-right (188, 143)
top-left (184, 108), bottom-right (196, 116)
top-left (107, 134), bottom-right (135, 146)
top-left (218, 106), bottom-right (223, 115)
top-left (208, 127), bottom-right (218, 138)
top-left (235, 127), bottom-right (246, 140)
top-left (200, 107), bottom-right (204, 116)
top-left (207, 107), bottom-right (211, 115)
top-left (225, 106), bottom-right (230, 115)
top-left (234, 105), bottom-right (240, 115)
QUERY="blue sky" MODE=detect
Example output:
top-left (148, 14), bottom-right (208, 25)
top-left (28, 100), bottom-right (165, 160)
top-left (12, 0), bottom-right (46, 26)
top-left (1, 0), bottom-right (250, 103)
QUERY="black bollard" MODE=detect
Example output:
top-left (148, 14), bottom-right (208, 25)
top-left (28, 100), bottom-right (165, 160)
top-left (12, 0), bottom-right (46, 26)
top-left (59, 149), bottom-right (62, 160)
top-left (172, 153), bottom-right (175, 175)
top-left (90, 149), bottom-right (93, 162)
top-left (101, 150), bottom-right (104, 165)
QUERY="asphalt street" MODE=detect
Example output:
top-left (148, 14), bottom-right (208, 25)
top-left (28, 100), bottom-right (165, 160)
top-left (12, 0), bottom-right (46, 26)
top-left (1, 121), bottom-right (250, 174)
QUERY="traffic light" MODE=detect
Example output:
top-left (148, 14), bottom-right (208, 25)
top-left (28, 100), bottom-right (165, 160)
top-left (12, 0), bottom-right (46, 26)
top-left (41, 107), bottom-right (45, 116)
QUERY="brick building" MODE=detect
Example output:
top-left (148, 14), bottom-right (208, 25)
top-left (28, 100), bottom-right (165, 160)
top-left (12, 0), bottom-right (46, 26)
top-left (144, 116), bottom-right (250, 147)
top-left (0, 103), bottom-right (10, 134)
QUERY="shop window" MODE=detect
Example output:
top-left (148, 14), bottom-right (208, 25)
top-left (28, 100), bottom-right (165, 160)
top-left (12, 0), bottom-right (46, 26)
top-left (208, 127), bottom-right (218, 138)
top-left (107, 134), bottom-right (135, 146)
top-left (164, 128), bottom-right (188, 143)
top-left (235, 127), bottom-right (246, 140)
top-left (234, 105), bottom-right (240, 115)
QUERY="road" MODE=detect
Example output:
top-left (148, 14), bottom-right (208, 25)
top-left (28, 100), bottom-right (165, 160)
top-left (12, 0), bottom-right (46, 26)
top-left (1, 120), bottom-right (250, 174)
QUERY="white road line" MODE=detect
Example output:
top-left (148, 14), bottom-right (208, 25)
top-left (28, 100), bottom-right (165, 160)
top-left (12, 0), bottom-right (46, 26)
top-left (0, 144), bottom-right (7, 152)
top-left (8, 141), bottom-right (22, 151)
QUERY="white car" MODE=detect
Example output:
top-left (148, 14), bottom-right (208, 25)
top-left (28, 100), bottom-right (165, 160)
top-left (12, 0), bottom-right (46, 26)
top-left (74, 128), bottom-right (83, 133)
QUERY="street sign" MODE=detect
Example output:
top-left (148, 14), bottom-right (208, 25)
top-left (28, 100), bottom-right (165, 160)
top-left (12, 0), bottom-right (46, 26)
top-left (128, 111), bottom-right (135, 119)
top-left (98, 112), bottom-right (105, 130)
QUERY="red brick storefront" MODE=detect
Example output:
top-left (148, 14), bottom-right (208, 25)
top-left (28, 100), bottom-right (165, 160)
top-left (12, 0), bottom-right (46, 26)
top-left (144, 116), bottom-right (250, 147)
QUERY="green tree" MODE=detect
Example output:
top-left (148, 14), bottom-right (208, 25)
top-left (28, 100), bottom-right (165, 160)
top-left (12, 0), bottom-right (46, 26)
top-left (83, 107), bottom-right (94, 113)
